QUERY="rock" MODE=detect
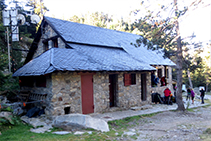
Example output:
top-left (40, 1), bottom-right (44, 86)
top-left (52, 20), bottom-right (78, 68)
top-left (123, 131), bottom-right (136, 136)
top-left (21, 116), bottom-right (47, 128)
top-left (53, 113), bottom-right (110, 132)
top-left (87, 131), bottom-right (92, 134)
top-left (30, 125), bottom-right (52, 133)
top-left (20, 115), bottom-right (54, 133)
top-left (13, 106), bottom-right (24, 115)
top-left (52, 131), bottom-right (71, 135)
top-left (74, 131), bottom-right (85, 135)
top-left (129, 129), bottom-right (136, 132)
top-left (0, 112), bottom-right (13, 123)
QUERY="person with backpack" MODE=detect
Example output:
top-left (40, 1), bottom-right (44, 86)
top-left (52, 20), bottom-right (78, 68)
top-left (164, 87), bottom-right (172, 105)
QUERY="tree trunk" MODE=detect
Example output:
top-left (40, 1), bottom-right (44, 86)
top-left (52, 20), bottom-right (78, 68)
top-left (187, 69), bottom-right (193, 88)
top-left (174, 0), bottom-right (185, 111)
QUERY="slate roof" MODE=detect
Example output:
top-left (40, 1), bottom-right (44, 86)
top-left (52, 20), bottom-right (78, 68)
top-left (13, 16), bottom-right (175, 76)
top-left (13, 47), bottom-right (155, 76)
top-left (45, 16), bottom-right (175, 66)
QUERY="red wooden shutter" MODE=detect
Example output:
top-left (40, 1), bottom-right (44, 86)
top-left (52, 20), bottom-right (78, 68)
top-left (124, 73), bottom-right (131, 86)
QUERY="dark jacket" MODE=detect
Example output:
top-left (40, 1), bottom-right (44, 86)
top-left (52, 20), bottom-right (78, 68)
top-left (200, 89), bottom-right (205, 97)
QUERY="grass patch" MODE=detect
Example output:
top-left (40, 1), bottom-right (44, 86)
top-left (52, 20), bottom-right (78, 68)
top-left (1, 109), bottom-right (185, 141)
top-left (108, 112), bottom-right (159, 130)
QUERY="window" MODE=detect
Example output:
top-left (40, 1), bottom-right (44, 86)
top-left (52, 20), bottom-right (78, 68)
top-left (124, 73), bottom-right (136, 86)
top-left (52, 38), bottom-right (58, 48)
top-left (43, 41), bottom-right (49, 51)
top-left (36, 76), bottom-right (46, 87)
top-left (131, 73), bottom-right (136, 85)
top-left (158, 69), bottom-right (162, 78)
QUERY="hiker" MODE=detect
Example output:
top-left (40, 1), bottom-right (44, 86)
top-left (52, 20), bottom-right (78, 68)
top-left (164, 87), bottom-right (172, 105)
top-left (151, 71), bottom-right (159, 86)
top-left (160, 76), bottom-right (166, 86)
top-left (186, 88), bottom-right (191, 101)
top-left (191, 88), bottom-right (195, 104)
top-left (200, 88), bottom-right (205, 104)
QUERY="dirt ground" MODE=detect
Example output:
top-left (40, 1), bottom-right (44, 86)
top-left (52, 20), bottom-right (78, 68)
top-left (128, 105), bottom-right (211, 141)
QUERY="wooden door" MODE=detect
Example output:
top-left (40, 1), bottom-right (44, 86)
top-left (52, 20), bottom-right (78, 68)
top-left (81, 74), bottom-right (94, 114)
top-left (141, 73), bottom-right (147, 101)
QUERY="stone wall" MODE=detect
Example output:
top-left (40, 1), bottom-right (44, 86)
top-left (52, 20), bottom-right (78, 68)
top-left (117, 73), bottom-right (142, 109)
top-left (93, 73), bottom-right (110, 113)
top-left (33, 24), bottom-right (66, 59)
top-left (46, 72), bottom-right (151, 116)
top-left (93, 72), bottom-right (152, 113)
top-left (20, 71), bottom-right (158, 116)
top-left (46, 72), bottom-right (82, 116)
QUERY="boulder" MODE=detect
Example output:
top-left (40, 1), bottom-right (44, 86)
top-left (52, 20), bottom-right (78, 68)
top-left (53, 114), bottom-right (109, 132)
top-left (21, 116), bottom-right (47, 128)
top-left (0, 112), bottom-right (13, 123)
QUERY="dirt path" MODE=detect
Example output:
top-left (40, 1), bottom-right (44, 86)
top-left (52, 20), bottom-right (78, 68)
top-left (129, 105), bottom-right (211, 141)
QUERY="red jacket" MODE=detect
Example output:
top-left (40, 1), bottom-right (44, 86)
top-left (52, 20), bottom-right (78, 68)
top-left (164, 88), bottom-right (171, 97)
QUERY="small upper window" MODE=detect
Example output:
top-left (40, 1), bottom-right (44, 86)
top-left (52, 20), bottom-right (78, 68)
top-left (43, 41), bottom-right (49, 51)
top-left (124, 73), bottom-right (136, 86)
top-left (52, 38), bottom-right (58, 48)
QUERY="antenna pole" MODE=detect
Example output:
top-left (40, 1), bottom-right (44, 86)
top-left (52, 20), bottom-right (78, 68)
top-left (6, 27), bottom-right (11, 73)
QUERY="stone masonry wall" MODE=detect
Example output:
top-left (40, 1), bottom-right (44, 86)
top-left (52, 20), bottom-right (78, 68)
top-left (33, 24), bottom-right (66, 59)
top-left (45, 72), bottom-right (152, 116)
top-left (117, 72), bottom-right (142, 109)
top-left (46, 72), bottom-right (81, 116)
top-left (20, 70), bottom-right (160, 116)
top-left (21, 71), bottom-right (154, 116)
top-left (93, 72), bottom-right (151, 113)
top-left (93, 73), bottom-right (110, 113)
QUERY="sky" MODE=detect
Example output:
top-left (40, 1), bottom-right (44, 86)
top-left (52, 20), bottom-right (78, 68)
top-left (5, 0), bottom-right (211, 46)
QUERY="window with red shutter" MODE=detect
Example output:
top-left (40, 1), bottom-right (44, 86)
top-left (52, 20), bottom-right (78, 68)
top-left (124, 73), bottom-right (131, 86)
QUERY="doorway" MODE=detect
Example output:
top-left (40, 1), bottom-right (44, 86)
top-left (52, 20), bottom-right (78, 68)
top-left (141, 73), bottom-right (147, 101)
top-left (81, 74), bottom-right (94, 114)
top-left (109, 74), bottom-right (118, 107)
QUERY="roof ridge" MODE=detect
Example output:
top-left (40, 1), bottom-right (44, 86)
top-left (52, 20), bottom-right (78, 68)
top-left (44, 16), bottom-right (139, 36)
